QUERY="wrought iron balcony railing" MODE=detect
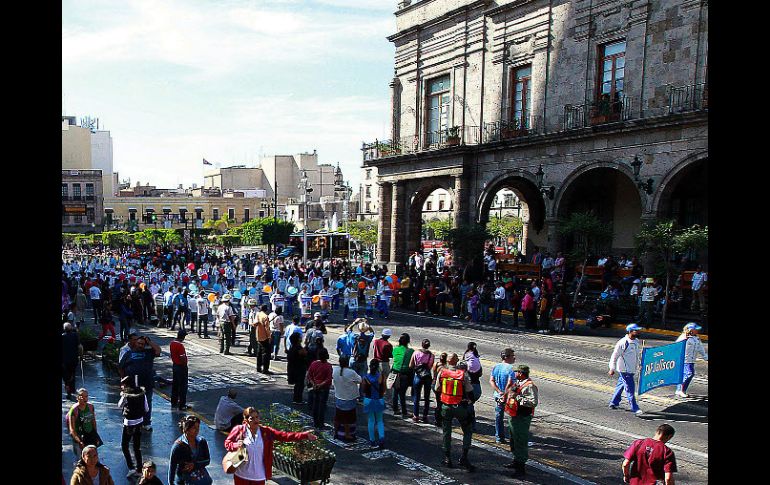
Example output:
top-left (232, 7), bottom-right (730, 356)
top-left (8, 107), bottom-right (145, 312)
top-left (482, 116), bottom-right (542, 143)
top-left (362, 126), bottom-right (480, 161)
top-left (563, 94), bottom-right (632, 130)
top-left (668, 83), bottom-right (708, 114)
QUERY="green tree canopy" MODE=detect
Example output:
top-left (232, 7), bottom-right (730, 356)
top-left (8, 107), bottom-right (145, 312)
top-left (423, 218), bottom-right (452, 241)
top-left (486, 216), bottom-right (524, 243)
top-left (635, 220), bottom-right (708, 325)
top-left (558, 212), bottom-right (614, 302)
top-left (348, 220), bottom-right (378, 249)
top-left (447, 223), bottom-right (491, 279)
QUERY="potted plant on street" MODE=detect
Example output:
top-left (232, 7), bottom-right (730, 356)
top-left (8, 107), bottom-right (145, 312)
top-left (262, 404), bottom-right (336, 485)
top-left (444, 126), bottom-right (461, 146)
top-left (101, 338), bottom-right (120, 372)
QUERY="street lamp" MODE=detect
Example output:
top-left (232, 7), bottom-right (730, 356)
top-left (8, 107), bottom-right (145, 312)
top-left (333, 163), bottom-right (353, 260)
top-left (535, 164), bottom-right (555, 200)
top-left (298, 169), bottom-right (313, 265)
top-left (630, 156), bottom-right (654, 195)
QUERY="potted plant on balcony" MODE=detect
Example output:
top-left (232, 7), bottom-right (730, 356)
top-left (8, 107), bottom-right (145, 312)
top-left (501, 118), bottom-right (527, 139)
top-left (377, 142), bottom-right (401, 157)
top-left (590, 93), bottom-right (623, 125)
top-left (263, 404), bottom-right (336, 484)
top-left (444, 126), bottom-right (461, 146)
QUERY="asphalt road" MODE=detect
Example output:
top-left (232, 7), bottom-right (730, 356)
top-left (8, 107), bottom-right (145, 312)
top-left (136, 303), bottom-right (707, 484)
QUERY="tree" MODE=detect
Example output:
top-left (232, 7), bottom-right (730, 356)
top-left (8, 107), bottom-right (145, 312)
top-left (447, 223), bottom-right (491, 281)
top-left (423, 218), bottom-right (452, 241)
top-left (203, 217), bottom-right (235, 234)
top-left (486, 216), bottom-right (524, 247)
top-left (558, 212), bottom-right (614, 304)
top-left (262, 220), bottom-right (295, 247)
top-left (635, 220), bottom-right (708, 326)
top-left (348, 220), bottom-right (378, 257)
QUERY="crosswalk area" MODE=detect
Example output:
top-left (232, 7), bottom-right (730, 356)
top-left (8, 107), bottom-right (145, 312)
top-left (186, 370), bottom-right (276, 392)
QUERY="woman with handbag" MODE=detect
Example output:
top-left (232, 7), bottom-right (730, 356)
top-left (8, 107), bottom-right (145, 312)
top-left (408, 339), bottom-right (435, 423)
top-left (66, 388), bottom-right (102, 465)
top-left (168, 415), bottom-right (212, 485)
top-left (224, 407), bottom-right (317, 484)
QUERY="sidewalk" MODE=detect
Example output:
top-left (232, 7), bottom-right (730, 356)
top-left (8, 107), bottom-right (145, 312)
top-left (62, 318), bottom-right (599, 484)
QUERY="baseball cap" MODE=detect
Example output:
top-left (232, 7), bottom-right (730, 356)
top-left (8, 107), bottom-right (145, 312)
top-left (247, 298), bottom-right (257, 306)
top-left (645, 277), bottom-right (655, 284)
top-left (221, 294), bottom-right (232, 302)
top-left (684, 322), bottom-right (702, 331)
top-left (382, 328), bottom-right (392, 337)
top-left (626, 323), bottom-right (643, 332)
top-left (314, 312), bottom-right (321, 318)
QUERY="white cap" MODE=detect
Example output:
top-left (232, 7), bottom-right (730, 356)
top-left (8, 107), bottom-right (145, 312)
top-left (382, 328), bottom-right (392, 337)
top-left (221, 294), bottom-right (232, 302)
top-left (314, 312), bottom-right (321, 318)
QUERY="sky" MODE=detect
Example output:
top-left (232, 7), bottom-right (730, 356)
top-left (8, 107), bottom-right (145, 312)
top-left (62, 0), bottom-right (396, 192)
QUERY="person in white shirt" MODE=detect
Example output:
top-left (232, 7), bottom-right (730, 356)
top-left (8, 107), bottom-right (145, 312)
top-left (675, 323), bottom-right (708, 398)
top-left (493, 281), bottom-right (507, 324)
top-left (343, 282), bottom-right (358, 321)
top-left (638, 278), bottom-right (658, 327)
top-left (283, 317), bottom-right (303, 353)
top-left (195, 291), bottom-right (209, 338)
top-left (689, 265), bottom-right (707, 312)
top-left (269, 307), bottom-right (284, 359)
top-left (214, 389), bottom-right (244, 432)
top-left (608, 324), bottom-right (643, 415)
top-left (332, 358), bottom-right (363, 441)
top-left (270, 291), bottom-right (285, 313)
top-left (89, 284), bottom-right (102, 324)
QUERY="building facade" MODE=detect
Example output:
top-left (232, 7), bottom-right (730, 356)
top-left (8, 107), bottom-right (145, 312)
top-left (62, 169), bottom-right (104, 233)
top-left (364, 0), bottom-right (708, 270)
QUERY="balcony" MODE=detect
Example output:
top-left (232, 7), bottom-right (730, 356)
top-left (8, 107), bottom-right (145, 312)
top-left (362, 125), bottom-right (480, 161)
top-left (482, 116), bottom-right (542, 143)
top-left (563, 94), bottom-right (632, 130)
top-left (668, 83), bottom-right (708, 114)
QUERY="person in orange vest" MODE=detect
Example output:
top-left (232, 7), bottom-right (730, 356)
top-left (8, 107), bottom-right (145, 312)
top-left (503, 364), bottom-right (539, 477)
top-left (433, 353), bottom-right (476, 472)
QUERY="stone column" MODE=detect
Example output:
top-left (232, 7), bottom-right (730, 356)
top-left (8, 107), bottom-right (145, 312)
top-left (389, 181), bottom-right (406, 273)
top-left (390, 76), bottom-right (401, 143)
top-left (453, 174), bottom-right (469, 229)
top-left (545, 217), bottom-right (561, 254)
top-left (376, 182), bottom-right (393, 265)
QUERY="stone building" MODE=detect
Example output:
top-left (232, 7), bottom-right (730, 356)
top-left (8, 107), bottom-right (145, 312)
top-left (62, 169), bottom-right (104, 233)
top-left (364, 0), bottom-right (708, 271)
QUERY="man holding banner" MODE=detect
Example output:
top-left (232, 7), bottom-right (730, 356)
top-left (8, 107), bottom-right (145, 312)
top-left (608, 323), bottom-right (644, 416)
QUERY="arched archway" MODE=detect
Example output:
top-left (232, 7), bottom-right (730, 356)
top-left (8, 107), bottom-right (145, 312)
top-left (477, 172), bottom-right (545, 255)
top-left (405, 181), bottom-right (456, 260)
top-left (654, 156), bottom-right (708, 227)
top-left (557, 165), bottom-right (642, 254)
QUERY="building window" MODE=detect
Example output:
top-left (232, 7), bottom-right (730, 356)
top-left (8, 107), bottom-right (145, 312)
top-left (259, 210), bottom-right (265, 218)
top-left (511, 65), bottom-right (532, 129)
top-left (129, 211), bottom-right (136, 221)
top-left (426, 74), bottom-right (451, 145)
top-left (213, 209), bottom-right (219, 220)
top-left (74, 214), bottom-right (83, 224)
top-left (85, 183), bottom-right (95, 200)
top-left (365, 201), bottom-right (371, 213)
top-left (438, 199), bottom-right (445, 211)
top-left (365, 185), bottom-right (371, 198)
top-left (86, 208), bottom-right (95, 223)
top-left (61, 184), bottom-right (68, 200)
top-left (598, 40), bottom-right (626, 102)
top-left (243, 208), bottom-right (250, 222)
top-left (72, 184), bottom-right (82, 200)
top-left (228, 208), bottom-right (235, 221)
top-left (179, 209), bottom-right (187, 222)
top-left (366, 170), bottom-right (372, 180)
top-left (426, 200), bottom-right (433, 211)
top-left (195, 209), bottom-right (203, 221)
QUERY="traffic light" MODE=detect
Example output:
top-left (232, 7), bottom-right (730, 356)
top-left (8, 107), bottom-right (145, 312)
top-left (151, 214), bottom-right (157, 222)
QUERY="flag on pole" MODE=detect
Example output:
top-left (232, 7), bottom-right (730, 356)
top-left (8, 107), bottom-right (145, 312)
top-left (637, 340), bottom-right (686, 395)
top-left (203, 158), bottom-right (212, 166)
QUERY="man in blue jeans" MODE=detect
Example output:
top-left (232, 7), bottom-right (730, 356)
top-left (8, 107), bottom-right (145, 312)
top-left (608, 323), bottom-right (643, 416)
top-left (489, 348), bottom-right (516, 443)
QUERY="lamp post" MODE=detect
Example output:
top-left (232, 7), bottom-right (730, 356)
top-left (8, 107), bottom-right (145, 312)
top-left (631, 155), bottom-right (654, 195)
top-left (298, 169), bottom-right (313, 265)
top-left (535, 164), bottom-right (555, 200)
top-left (333, 163), bottom-right (353, 261)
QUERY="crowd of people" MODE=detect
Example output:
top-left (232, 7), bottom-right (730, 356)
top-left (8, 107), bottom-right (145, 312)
top-left (62, 243), bottom-right (702, 484)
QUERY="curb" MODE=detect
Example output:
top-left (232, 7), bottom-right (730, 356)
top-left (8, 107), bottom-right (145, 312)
top-left (434, 303), bottom-right (708, 342)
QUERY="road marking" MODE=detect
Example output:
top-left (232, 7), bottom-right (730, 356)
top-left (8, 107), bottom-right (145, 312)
top-left (536, 411), bottom-right (708, 459)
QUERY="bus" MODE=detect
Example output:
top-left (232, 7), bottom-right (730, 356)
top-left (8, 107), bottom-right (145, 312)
top-left (288, 232), bottom-right (350, 259)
